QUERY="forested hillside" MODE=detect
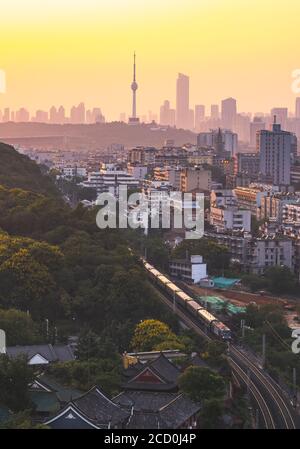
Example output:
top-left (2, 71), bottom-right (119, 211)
top-left (0, 142), bottom-right (175, 350)
top-left (0, 143), bottom-right (59, 196)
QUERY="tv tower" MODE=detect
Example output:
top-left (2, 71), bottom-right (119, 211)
top-left (129, 52), bottom-right (140, 125)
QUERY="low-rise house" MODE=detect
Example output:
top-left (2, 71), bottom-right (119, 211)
top-left (169, 255), bottom-right (207, 284)
top-left (6, 344), bottom-right (75, 365)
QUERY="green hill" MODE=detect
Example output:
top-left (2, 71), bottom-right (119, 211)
top-left (0, 142), bottom-right (59, 196)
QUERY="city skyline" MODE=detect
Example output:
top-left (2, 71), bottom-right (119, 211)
top-left (1, 0), bottom-right (300, 120)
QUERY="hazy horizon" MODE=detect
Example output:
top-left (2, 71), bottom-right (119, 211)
top-left (1, 0), bottom-right (300, 120)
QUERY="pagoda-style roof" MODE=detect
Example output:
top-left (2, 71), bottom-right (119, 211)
top-left (113, 390), bottom-right (201, 429)
top-left (72, 386), bottom-right (129, 428)
top-left (122, 353), bottom-right (181, 392)
top-left (45, 403), bottom-right (100, 429)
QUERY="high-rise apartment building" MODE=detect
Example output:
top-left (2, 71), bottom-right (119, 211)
top-left (160, 100), bottom-right (176, 127)
top-left (194, 105), bottom-right (205, 130)
top-left (250, 117), bottom-right (265, 148)
top-left (176, 73), bottom-right (190, 129)
top-left (270, 108), bottom-right (288, 129)
top-left (221, 97), bottom-right (237, 130)
top-left (211, 104), bottom-right (219, 120)
top-left (258, 119), bottom-right (295, 186)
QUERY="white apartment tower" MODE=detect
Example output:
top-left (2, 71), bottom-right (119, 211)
top-left (258, 118), bottom-right (295, 186)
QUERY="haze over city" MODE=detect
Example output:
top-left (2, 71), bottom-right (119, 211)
top-left (1, 0), bottom-right (300, 120)
top-left (1, 0), bottom-right (300, 435)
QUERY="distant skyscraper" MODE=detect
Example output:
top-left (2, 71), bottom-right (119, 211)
top-left (3, 108), bottom-right (10, 122)
top-left (235, 113), bottom-right (250, 143)
top-left (250, 117), bottom-right (265, 148)
top-left (258, 117), bottom-right (294, 186)
top-left (70, 103), bottom-right (85, 124)
top-left (92, 108), bottom-right (105, 123)
top-left (195, 105), bottom-right (205, 130)
top-left (129, 52), bottom-right (139, 125)
top-left (49, 106), bottom-right (57, 123)
top-left (176, 73), bottom-right (190, 129)
top-left (296, 98), bottom-right (300, 119)
top-left (221, 97), bottom-right (237, 130)
top-left (16, 108), bottom-right (30, 122)
top-left (211, 104), bottom-right (219, 120)
top-left (160, 100), bottom-right (175, 126)
top-left (34, 110), bottom-right (48, 123)
top-left (189, 109), bottom-right (194, 130)
top-left (57, 106), bottom-right (65, 124)
top-left (270, 108), bottom-right (288, 129)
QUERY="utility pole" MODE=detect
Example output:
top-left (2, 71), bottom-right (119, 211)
top-left (262, 334), bottom-right (266, 369)
top-left (241, 319), bottom-right (245, 339)
top-left (173, 291), bottom-right (176, 313)
top-left (45, 318), bottom-right (49, 339)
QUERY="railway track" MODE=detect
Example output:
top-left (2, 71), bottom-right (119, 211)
top-left (230, 346), bottom-right (297, 429)
top-left (148, 280), bottom-right (298, 429)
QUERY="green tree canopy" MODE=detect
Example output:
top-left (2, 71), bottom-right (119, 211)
top-left (0, 355), bottom-right (34, 412)
top-left (0, 309), bottom-right (42, 345)
top-left (178, 366), bottom-right (226, 403)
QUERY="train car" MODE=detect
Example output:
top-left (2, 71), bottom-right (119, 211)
top-left (187, 300), bottom-right (203, 317)
top-left (158, 274), bottom-right (172, 285)
top-left (211, 321), bottom-right (232, 340)
top-left (176, 291), bottom-right (193, 305)
top-left (150, 268), bottom-right (163, 278)
top-left (197, 308), bottom-right (216, 325)
top-left (144, 262), bottom-right (154, 271)
top-left (166, 282), bottom-right (182, 296)
top-left (142, 258), bottom-right (232, 341)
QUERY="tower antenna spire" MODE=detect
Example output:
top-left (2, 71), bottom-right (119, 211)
top-left (129, 52), bottom-right (139, 124)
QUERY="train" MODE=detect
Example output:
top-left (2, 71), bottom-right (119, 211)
top-left (143, 259), bottom-right (232, 341)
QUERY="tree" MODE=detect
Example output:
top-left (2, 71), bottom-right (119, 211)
top-left (130, 319), bottom-right (180, 352)
top-left (0, 355), bottom-right (34, 412)
top-left (49, 358), bottom-right (122, 396)
top-left (76, 330), bottom-right (118, 361)
top-left (200, 398), bottom-right (224, 429)
top-left (178, 366), bottom-right (225, 403)
top-left (264, 266), bottom-right (298, 295)
top-left (0, 309), bottom-right (42, 345)
top-left (172, 238), bottom-right (230, 275)
top-left (0, 410), bottom-right (49, 429)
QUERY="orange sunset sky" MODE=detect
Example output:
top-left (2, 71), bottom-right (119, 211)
top-left (0, 0), bottom-right (300, 120)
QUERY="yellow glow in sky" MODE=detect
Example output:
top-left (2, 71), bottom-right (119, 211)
top-left (0, 0), bottom-right (300, 119)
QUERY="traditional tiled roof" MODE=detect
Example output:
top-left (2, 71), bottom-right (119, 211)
top-left (114, 391), bottom-right (201, 429)
top-left (73, 387), bottom-right (129, 428)
top-left (113, 391), bottom-right (179, 412)
top-left (45, 403), bottom-right (100, 429)
top-left (123, 353), bottom-right (181, 391)
top-left (124, 410), bottom-right (167, 429)
top-left (6, 344), bottom-right (75, 363)
top-left (33, 374), bottom-right (82, 403)
top-left (159, 394), bottom-right (201, 428)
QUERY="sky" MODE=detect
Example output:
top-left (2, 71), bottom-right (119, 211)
top-left (0, 0), bottom-right (300, 120)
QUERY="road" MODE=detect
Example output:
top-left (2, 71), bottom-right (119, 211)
top-left (148, 280), bottom-right (298, 429)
